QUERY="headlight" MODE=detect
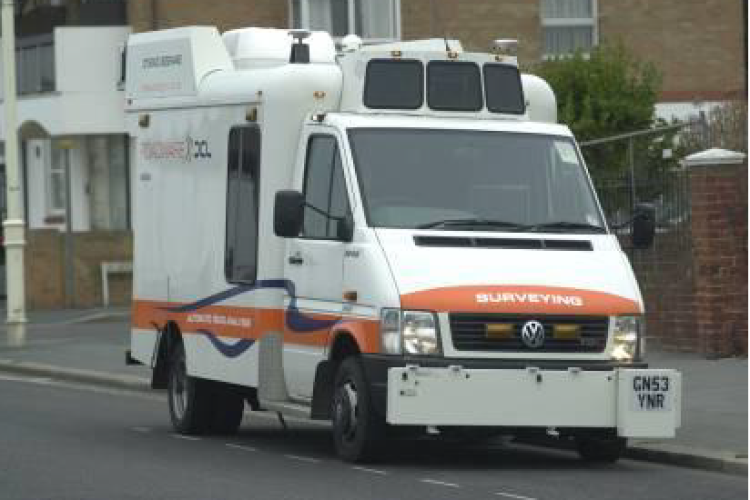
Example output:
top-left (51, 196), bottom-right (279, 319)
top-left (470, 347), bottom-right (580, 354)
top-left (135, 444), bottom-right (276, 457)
top-left (611, 315), bottom-right (643, 361)
top-left (380, 309), bottom-right (402, 355)
top-left (380, 309), bottom-right (441, 356)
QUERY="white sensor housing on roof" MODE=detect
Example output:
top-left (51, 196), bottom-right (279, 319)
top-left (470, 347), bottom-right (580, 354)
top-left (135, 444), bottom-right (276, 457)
top-left (493, 39), bottom-right (518, 56)
top-left (222, 27), bottom-right (335, 69)
top-left (341, 34), bottom-right (363, 52)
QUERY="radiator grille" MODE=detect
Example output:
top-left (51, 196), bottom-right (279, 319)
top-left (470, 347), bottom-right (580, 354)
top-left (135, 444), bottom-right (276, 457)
top-left (449, 313), bottom-right (609, 353)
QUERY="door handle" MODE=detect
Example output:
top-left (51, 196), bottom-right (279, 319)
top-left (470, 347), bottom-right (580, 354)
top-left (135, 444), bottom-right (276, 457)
top-left (288, 255), bottom-right (304, 265)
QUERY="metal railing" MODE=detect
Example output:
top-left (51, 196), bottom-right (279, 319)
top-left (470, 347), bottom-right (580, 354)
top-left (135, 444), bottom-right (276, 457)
top-left (583, 120), bottom-right (707, 249)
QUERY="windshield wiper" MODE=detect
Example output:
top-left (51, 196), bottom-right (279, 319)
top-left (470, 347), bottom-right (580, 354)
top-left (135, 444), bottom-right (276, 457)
top-left (416, 218), bottom-right (528, 231)
top-left (527, 221), bottom-right (607, 234)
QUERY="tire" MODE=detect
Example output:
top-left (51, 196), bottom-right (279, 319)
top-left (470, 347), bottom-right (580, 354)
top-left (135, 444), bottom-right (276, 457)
top-left (167, 342), bottom-right (215, 435)
top-left (576, 436), bottom-right (626, 463)
top-left (210, 386), bottom-right (245, 435)
top-left (331, 357), bottom-right (385, 462)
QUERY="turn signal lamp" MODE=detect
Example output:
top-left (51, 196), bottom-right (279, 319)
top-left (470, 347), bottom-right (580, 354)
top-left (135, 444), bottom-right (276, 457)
top-left (485, 323), bottom-right (514, 339)
top-left (553, 324), bottom-right (581, 340)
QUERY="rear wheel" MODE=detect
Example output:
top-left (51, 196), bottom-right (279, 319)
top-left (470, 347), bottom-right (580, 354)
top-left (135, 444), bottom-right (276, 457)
top-left (168, 342), bottom-right (215, 434)
top-left (576, 436), bottom-right (626, 463)
top-left (211, 386), bottom-right (245, 435)
top-left (331, 357), bottom-right (385, 462)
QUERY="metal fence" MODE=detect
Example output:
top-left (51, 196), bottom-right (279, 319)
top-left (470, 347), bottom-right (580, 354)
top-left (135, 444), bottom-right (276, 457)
top-left (582, 121), bottom-right (705, 249)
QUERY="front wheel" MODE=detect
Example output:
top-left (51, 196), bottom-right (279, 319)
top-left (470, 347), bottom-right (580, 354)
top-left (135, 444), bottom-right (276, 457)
top-left (331, 357), bottom-right (385, 462)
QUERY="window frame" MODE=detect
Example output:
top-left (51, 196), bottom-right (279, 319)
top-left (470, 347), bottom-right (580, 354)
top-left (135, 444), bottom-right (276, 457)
top-left (540, 0), bottom-right (598, 59)
top-left (289, 0), bottom-right (402, 43)
top-left (364, 59), bottom-right (424, 110)
top-left (47, 143), bottom-right (66, 216)
top-left (483, 63), bottom-right (526, 115)
top-left (225, 125), bottom-right (262, 285)
top-left (299, 133), bottom-right (353, 242)
top-left (347, 127), bottom-right (607, 231)
top-left (426, 61), bottom-right (484, 112)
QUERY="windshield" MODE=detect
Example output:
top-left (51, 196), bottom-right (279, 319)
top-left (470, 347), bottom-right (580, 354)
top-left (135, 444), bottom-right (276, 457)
top-left (348, 128), bottom-right (606, 233)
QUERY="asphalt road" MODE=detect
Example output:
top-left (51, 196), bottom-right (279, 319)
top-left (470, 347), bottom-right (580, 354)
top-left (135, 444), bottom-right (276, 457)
top-left (0, 374), bottom-right (746, 500)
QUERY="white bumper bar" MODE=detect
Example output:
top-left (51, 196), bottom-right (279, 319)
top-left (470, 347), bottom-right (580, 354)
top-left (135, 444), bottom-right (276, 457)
top-left (386, 366), bottom-right (681, 438)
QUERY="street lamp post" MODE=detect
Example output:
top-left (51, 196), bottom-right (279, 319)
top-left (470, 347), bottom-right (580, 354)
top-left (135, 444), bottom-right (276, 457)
top-left (2, 0), bottom-right (27, 345)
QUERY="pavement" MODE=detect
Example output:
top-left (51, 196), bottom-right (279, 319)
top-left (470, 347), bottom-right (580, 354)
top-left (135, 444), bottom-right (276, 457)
top-left (0, 306), bottom-right (746, 476)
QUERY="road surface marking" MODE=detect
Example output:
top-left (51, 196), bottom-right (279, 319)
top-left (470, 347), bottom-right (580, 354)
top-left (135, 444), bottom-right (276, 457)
top-left (421, 479), bottom-right (460, 488)
top-left (131, 427), bottom-right (152, 433)
top-left (284, 454), bottom-right (320, 464)
top-left (0, 374), bottom-right (52, 384)
top-left (172, 434), bottom-right (201, 441)
top-left (495, 492), bottom-right (537, 500)
top-left (351, 466), bottom-right (388, 475)
top-left (225, 444), bottom-right (257, 452)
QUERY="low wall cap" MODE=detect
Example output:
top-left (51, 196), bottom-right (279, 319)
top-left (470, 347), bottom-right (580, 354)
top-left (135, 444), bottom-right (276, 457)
top-left (681, 148), bottom-right (747, 167)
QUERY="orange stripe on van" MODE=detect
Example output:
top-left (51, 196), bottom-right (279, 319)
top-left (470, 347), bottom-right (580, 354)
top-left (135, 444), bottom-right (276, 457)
top-left (131, 299), bottom-right (381, 351)
top-left (400, 285), bottom-right (641, 316)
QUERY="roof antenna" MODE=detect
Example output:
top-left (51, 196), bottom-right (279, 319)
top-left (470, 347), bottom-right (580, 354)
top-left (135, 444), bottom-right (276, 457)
top-left (430, 0), bottom-right (452, 52)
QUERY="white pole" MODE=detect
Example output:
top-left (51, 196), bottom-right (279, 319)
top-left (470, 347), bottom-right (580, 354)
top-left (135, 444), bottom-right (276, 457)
top-left (2, 0), bottom-right (27, 346)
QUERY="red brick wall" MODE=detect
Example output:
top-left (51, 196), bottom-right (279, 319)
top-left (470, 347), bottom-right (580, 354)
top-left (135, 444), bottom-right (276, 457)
top-left (128, 0), bottom-right (288, 33)
top-left (128, 0), bottom-right (745, 98)
top-left (26, 230), bottom-right (133, 309)
top-left (627, 231), bottom-right (698, 352)
top-left (689, 160), bottom-right (748, 356)
top-left (599, 0), bottom-right (746, 99)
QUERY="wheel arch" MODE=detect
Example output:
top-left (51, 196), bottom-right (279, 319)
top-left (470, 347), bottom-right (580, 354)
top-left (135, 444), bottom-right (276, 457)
top-left (152, 320), bottom-right (182, 389)
top-left (310, 328), bottom-right (363, 419)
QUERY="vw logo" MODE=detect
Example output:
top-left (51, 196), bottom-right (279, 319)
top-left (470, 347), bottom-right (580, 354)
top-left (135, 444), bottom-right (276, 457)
top-left (521, 320), bottom-right (545, 348)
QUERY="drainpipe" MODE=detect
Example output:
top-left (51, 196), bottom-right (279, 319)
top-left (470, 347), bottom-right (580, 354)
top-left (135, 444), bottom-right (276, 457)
top-left (151, 0), bottom-right (158, 30)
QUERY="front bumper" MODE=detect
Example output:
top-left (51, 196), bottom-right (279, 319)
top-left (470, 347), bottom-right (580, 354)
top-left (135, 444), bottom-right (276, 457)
top-left (361, 355), bottom-right (681, 438)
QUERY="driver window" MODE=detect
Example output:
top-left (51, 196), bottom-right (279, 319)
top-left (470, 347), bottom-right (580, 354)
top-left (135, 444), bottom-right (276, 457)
top-left (302, 135), bottom-right (351, 239)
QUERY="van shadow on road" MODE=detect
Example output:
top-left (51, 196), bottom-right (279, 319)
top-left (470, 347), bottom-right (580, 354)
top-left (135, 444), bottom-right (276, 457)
top-left (218, 419), bottom-right (640, 474)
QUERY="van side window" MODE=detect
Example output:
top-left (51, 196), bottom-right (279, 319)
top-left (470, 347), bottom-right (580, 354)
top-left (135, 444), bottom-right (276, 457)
top-left (225, 127), bottom-right (260, 283)
top-left (302, 135), bottom-right (351, 239)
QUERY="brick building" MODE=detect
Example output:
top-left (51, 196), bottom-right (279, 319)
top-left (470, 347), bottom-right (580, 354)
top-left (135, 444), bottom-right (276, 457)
top-left (1, 0), bottom-right (745, 340)
top-left (128, 0), bottom-right (746, 118)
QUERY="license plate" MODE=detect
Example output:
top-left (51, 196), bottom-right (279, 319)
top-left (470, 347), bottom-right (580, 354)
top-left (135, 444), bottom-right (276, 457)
top-left (630, 374), bottom-right (673, 411)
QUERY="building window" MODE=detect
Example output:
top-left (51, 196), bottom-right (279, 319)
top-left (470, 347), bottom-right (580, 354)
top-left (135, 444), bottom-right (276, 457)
top-left (302, 135), bottom-right (351, 240)
top-left (225, 127), bottom-right (261, 283)
top-left (48, 146), bottom-right (66, 215)
top-left (541, 0), bottom-right (597, 58)
top-left (291, 0), bottom-right (400, 42)
top-left (16, 36), bottom-right (55, 95)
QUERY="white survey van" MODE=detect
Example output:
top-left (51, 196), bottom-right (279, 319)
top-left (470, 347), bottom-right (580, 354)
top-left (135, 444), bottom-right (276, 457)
top-left (126, 26), bottom-right (681, 462)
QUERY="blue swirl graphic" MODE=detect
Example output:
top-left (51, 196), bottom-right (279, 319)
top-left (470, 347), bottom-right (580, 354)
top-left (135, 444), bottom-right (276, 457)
top-left (161, 279), bottom-right (341, 357)
top-left (196, 329), bottom-right (255, 358)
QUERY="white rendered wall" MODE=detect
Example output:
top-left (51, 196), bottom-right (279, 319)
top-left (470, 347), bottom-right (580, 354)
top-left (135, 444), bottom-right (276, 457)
top-left (0, 26), bottom-right (130, 139)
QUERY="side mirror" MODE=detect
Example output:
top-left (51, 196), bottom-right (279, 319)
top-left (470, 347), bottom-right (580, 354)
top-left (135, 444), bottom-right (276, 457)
top-left (631, 202), bottom-right (655, 249)
top-left (274, 190), bottom-right (304, 238)
top-left (336, 213), bottom-right (354, 242)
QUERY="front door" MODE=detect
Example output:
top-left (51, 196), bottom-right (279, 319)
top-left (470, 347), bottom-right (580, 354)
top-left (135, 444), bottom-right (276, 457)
top-left (283, 131), bottom-right (352, 399)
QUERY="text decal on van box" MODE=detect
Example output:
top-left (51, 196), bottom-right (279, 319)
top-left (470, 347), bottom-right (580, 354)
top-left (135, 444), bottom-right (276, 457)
top-left (187, 313), bottom-right (252, 328)
top-left (141, 137), bottom-right (212, 162)
top-left (142, 54), bottom-right (183, 69)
